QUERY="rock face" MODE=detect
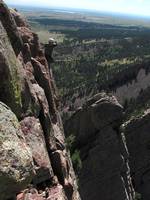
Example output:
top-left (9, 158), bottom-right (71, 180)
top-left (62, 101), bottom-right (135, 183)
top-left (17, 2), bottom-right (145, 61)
top-left (124, 110), bottom-right (150, 200)
top-left (0, 16), bottom-right (22, 117)
top-left (2, 1), bottom-right (150, 200)
top-left (0, 1), bottom-right (80, 199)
top-left (20, 117), bottom-right (54, 184)
top-left (0, 102), bottom-right (34, 200)
top-left (112, 67), bottom-right (150, 105)
top-left (65, 93), bottom-right (135, 200)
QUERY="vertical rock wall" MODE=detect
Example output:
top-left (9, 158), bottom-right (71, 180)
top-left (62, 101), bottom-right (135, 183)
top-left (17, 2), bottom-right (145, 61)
top-left (0, 1), bottom-right (80, 199)
top-left (65, 93), bottom-right (135, 200)
top-left (124, 110), bottom-right (150, 200)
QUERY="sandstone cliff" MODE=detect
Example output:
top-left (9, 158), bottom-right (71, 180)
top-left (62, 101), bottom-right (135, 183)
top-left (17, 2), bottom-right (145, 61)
top-left (0, 1), bottom-right (80, 199)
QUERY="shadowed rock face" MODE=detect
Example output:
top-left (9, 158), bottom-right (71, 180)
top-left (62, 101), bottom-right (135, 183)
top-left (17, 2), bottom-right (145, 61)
top-left (0, 19), bottom-right (22, 117)
top-left (65, 93), bottom-right (135, 200)
top-left (124, 110), bottom-right (150, 200)
top-left (0, 1), bottom-right (80, 199)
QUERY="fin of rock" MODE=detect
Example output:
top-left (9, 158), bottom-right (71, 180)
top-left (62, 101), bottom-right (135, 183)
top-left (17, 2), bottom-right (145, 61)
top-left (0, 1), bottom-right (80, 200)
top-left (124, 110), bottom-right (150, 200)
top-left (65, 93), bottom-right (135, 200)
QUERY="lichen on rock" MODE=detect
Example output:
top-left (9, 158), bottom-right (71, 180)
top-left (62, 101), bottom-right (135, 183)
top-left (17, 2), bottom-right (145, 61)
top-left (0, 102), bottom-right (34, 199)
top-left (0, 20), bottom-right (22, 117)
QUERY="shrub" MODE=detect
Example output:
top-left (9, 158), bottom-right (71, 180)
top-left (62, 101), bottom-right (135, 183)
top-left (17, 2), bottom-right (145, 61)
top-left (66, 134), bottom-right (82, 173)
top-left (135, 192), bottom-right (141, 200)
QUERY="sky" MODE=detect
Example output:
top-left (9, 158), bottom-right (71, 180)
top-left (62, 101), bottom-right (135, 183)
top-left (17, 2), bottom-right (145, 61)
top-left (5, 0), bottom-right (150, 17)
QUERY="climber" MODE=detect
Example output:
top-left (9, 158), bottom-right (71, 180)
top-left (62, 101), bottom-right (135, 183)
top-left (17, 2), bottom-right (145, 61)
top-left (48, 38), bottom-right (57, 47)
top-left (45, 38), bottom-right (57, 65)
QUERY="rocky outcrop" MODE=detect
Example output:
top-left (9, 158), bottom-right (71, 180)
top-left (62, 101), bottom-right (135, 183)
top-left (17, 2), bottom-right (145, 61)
top-left (0, 1), bottom-right (80, 199)
top-left (0, 16), bottom-right (22, 117)
top-left (112, 67), bottom-right (150, 104)
top-left (65, 93), bottom-right (135, 200)
top-left (3, 1), bottom-right (150, 199)
top-left (20, 117), bottom-right (54, 184)
top-left (0, 102), bottom-right (34, 200)
top-left (0, 1), bottom-right (23, 55)
top-left (124, 110), bottom-right (150, 200)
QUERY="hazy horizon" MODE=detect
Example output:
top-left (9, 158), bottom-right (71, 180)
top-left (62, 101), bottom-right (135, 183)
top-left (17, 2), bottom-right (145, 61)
top-left (5, 0), bottom-right (150, 17)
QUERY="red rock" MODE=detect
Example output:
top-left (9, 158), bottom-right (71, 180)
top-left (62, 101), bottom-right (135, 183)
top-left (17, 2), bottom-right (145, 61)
top-left (48, 185), bottom-right (67, 200)
top-left (0, 0), bottom-right (23, 55)
top-left (23, 193), bottom-right (44, 200)
top-left (16, 192), bottom-right (24, 200)
top-left (10, 8), bottom-right (28, 27)
top-left (20, 117), bottom-right (54, 184)
top-left (0, 2), bottom-right (80, 200)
